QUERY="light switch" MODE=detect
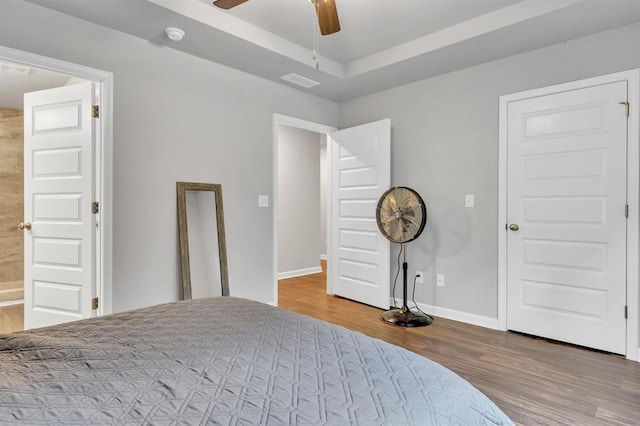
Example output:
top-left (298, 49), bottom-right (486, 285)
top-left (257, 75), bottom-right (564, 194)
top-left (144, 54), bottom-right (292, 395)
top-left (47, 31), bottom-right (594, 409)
top-left (465, 194), bottom-right (474, 208)
top-left (258, 195), bottom-right (269, 208)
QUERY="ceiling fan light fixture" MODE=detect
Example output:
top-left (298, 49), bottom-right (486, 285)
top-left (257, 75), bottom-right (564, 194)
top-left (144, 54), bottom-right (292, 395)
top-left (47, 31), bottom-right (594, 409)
top-left (165, 27), bottom-right (185, 42)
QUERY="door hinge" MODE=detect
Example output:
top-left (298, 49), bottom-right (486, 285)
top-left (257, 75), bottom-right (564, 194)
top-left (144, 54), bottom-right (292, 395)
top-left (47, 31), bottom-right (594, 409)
top-left (92, 105), bottom-right (100, 118)
top-left (619, 101), bottom-right (629, 118)
top-left (92, 202), bottom-right (99, 214)
top-left (625, 305), bottom-right (628, 319)
top-left (625, 204), bottom-right (629, 218)
top-left (92, 297), bottom-right (99, 310)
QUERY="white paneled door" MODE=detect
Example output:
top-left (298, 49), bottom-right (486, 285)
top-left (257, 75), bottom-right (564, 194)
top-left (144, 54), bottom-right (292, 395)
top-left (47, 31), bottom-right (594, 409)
top-left (330, 119), bottom-right (390, 309)
top-left (23, 82), bottom-right (97, 329)
top-left (506, 81), bottom-right (628, 354)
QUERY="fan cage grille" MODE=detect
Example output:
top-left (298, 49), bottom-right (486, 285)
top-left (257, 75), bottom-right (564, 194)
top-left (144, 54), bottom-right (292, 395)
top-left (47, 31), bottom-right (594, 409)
top-left (376, 186), bottom-right (427, 244)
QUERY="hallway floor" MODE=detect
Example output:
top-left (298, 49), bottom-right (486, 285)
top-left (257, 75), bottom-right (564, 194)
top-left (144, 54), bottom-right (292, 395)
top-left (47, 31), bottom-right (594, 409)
top-left (0, 303), bottom-right (23, 333)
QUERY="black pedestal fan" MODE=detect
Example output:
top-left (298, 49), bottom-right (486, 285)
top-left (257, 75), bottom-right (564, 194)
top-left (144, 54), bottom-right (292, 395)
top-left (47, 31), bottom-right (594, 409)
top-left (376, 187), bottom-right (433, 327)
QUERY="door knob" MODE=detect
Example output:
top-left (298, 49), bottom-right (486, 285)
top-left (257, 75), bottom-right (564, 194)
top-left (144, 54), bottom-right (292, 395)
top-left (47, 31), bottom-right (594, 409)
top-left (19, 222), bottom-right (32, 231)
top-left (509, 223), bottom-right (519, 231)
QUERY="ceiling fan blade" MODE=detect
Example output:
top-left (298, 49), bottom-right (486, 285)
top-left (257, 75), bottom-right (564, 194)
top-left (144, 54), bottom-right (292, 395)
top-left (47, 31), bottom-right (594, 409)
top-left (316, 0), bottom-right (341, 35)
top-left (213, 0), bottom-right (249, 9)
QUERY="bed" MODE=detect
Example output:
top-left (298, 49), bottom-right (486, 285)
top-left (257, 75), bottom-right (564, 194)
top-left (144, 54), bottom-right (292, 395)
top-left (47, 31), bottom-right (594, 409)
top-left (0, 297), bottom-right (513, 425)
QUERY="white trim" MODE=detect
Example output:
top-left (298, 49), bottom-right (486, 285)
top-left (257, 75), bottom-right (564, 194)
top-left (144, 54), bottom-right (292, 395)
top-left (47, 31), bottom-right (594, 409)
top-left (392, 298), bottom-right (498, 330)
top-left (277, 266), bottom-right (323, 280)
top-left (0, 300), bottom-right (24, 308)
top-left (626, 70), bottom-right (639, 362)
top-left (272, 114), bottom-right (337, 307)
top-left (497, 88), bottom-right (509, 332)
top-left (325, 134), bottom-right (333, 296)
top-left (498, 69), bottom-right (639, 361)
top-left (320, 254), bottom-right (327, 260)
top-left (0, 45), bottom-right (114, 317)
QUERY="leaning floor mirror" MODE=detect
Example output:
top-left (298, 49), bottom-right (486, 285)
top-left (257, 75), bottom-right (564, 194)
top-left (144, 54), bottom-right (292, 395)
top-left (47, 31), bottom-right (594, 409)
top-left (177, 182), bottom-right (229, 299)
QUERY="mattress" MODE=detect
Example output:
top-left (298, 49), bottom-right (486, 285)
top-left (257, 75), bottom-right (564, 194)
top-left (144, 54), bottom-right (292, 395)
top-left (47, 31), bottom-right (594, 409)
top-left (0, 297), bottom-right (513, 425)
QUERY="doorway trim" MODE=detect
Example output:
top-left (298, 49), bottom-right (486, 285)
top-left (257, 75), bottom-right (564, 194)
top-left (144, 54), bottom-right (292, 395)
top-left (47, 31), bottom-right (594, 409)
top-left (272, 114), bottom-right (336, 306)
top-left (497, 69), bottom-right (639, 361)
top-left (0, 45), bottom-right (114, 316)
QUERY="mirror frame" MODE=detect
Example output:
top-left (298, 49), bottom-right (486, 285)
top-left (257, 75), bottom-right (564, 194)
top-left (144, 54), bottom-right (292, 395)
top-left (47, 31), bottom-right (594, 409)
top-left (177, 182), bottom-right (229, 299)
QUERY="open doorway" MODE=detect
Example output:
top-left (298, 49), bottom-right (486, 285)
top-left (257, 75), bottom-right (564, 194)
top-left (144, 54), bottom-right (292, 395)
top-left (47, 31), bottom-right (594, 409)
top-left (276, 125), bottom-right (329, 307)
top-left (277, 125), bottom-right (326, 279)
top-left (0, 62), bottom-right (90, 331)
top-left (0, 46), bottom-right (113, 331)
top-left (272, 115), bottom-right (392, 310)
top-left (272, 114), bottom-right (335, 306)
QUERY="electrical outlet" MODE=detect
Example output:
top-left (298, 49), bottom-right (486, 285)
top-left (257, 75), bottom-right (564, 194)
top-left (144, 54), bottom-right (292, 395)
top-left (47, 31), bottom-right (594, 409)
top-left (415, 271), bottom-right (424, 283)
top-left (436, 273), bottom-right (445, 287)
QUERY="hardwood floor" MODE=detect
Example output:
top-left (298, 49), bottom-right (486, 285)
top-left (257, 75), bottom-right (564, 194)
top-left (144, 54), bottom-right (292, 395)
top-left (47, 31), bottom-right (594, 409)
top-left (279, 262), bottom-right (640, 426)
top-left (0, 303), bottom-right (23, 333)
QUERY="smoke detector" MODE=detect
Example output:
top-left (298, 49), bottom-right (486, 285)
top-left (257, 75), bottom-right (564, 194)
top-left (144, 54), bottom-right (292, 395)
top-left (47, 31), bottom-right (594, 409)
top-left (165, 27), bottom-right (185, 42)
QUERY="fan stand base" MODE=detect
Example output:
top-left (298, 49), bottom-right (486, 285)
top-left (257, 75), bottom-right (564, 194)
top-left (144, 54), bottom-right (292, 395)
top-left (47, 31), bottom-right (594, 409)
top-left (380, 307), bottom-right (433, 328)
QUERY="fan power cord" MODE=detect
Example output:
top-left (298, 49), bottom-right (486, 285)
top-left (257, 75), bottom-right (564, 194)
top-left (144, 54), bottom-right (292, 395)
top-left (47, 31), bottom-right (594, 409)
top-left (391, 244), bottom-right (402, 309)
top-left (411, 273), bottom-right (430, 317)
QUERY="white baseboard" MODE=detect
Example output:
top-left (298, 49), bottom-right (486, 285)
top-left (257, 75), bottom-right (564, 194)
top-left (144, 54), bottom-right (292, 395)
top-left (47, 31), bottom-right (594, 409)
top-left (391, 297), bottom-right (498, 330)
top-left (0, 299), bottom-right (23, 308)
top-left (278, 266), bottom-right (322, 280)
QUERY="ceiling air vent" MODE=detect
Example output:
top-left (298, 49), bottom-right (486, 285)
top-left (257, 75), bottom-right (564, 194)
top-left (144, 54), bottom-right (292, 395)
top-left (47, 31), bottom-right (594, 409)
top-left (280, 73), bottom-right (320, 89)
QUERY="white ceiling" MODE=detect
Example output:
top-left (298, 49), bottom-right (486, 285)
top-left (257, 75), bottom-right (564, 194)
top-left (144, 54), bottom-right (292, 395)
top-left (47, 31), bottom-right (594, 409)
top-left (0, 62), bottom-right (74, 109)
top-left (206, 0), bottom-right (522, 64)
top-left (13, 0), bottom-right (640, 102)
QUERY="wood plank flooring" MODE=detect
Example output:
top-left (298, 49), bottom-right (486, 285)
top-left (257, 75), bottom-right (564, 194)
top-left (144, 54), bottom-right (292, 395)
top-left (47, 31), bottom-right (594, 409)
top-left (0, 303), bottom-right (23, 333)
top-left (279, 262), bottom-right (640, 426)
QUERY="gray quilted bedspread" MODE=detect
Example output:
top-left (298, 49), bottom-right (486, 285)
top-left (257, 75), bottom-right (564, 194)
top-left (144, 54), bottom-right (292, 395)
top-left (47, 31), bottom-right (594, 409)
top-left (0, 297), bottom-right (513, 425)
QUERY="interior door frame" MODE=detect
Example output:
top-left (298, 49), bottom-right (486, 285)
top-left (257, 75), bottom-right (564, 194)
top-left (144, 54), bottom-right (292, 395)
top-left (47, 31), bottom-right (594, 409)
top-left (272, 114), bottom-right (337, 306)
top-left (497, 69), bottom-right (640, 361)
top-left (0, 45), bottom-right (114, 316)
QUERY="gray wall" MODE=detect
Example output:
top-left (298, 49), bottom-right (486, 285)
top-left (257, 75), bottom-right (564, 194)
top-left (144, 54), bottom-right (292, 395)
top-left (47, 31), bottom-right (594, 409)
top-left (0, 0), bottom-right (338, 310)
top-left (277, 125), bottom-right (322, 275)
top-left (340, 22), bottom-right (640, 321)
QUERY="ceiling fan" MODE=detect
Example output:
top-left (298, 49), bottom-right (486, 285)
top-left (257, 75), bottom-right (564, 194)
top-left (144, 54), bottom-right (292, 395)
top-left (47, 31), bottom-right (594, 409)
top-left (213, 0), bottom-right (341, 35)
